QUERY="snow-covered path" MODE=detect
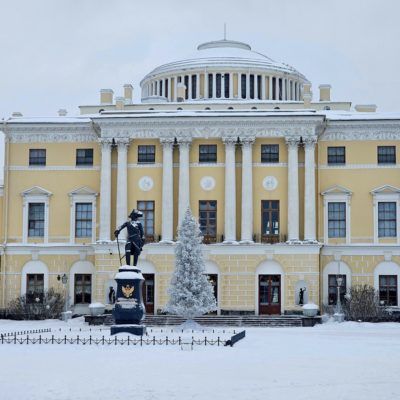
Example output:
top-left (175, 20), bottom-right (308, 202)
top-left (0, 319), bottom-right (399, 400)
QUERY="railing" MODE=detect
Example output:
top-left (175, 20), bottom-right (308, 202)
top-left (253, 234), bottom-right (287, 244)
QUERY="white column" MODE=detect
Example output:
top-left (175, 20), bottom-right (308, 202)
top-left (174, 76), bottom-right (178, 101)
top-left (188, 75), bottom-right (192, 100)
top-left (178, 138), bottom-right (191, 225)
top-left (99, 138), bottom-right (112, 242)
top-left (116, 138), bottom-right (130, 230)
top-left (229, 73), bottom-right (233, 98)
top-left (283, 79), bottom-right (286, 101)
top-left (269, 76), bottom-right (272, 100)
top-left (261, 75), bottom-right (266, 100)
top-left (223, 137), bottom-right (237, 243)
top-left (160, 139), bottom-right (174, 243)
top-left (238, 73), bottom-right (242, 99)
top-left (168, 77), bottom-right (172, 101)
top-left (204, 71), bottom-right (209, 99)
top-left (196, 73), bottom-right (200, 99)
top-left (212, 73), bottom-right (216, 98)
top-left (304, 137), bottom-right (317, 242)
top-left (246, 73), bottom-right (250, 99)
top-left (286, 137), bottom-right (300, 242)
top-left (254, 75), bottom-right (258, 100)
top-left (221, 74), bottom-right (225, 98)
top-left (240, 137), bottom-right (255, 243)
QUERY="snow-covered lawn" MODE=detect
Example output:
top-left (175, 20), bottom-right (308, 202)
top-left (0, 318), bottom-right (399, 400)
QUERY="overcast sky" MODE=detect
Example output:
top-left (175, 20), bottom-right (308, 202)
top-left (1, 0), bottom-right (400, 118)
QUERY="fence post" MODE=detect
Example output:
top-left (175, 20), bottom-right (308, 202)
top-left (140, 336), bottom-right (143, 346)
top-left (27, 335), bottom-right (29, 345)
top-left (39, 335), bottom-right (41, 345)
top-left (89, 336), bottom-right (92, 345)
top-left (52, 335), bottom-right (54, 344)
top-left (217, 337), bottom-right (220, 346)
top-left (166, 336), bottom-right (168, 346)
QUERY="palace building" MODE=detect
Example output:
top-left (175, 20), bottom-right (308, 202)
top-left (1, 38), bottom-right (400, 315)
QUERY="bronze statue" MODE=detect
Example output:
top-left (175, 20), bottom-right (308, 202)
top-left (299, 287), bottom-right (306, 305)
top-left (114, 209), bottom-right (145, 266)
top-left (108, 286), bottom-right (116, 304)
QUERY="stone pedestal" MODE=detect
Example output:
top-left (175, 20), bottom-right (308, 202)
top-left (110, 265), bottom-right (146, 336)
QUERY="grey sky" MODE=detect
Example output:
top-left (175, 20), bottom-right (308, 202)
top-left (1, 0), bottom-right (400, 117)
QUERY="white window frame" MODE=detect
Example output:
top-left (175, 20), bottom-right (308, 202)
top-left (68, 187), bottom-right (98, 243)
top-left (21, 186), bottom-right (52, 243)
top-left (371, 186), bottom-right (400, 244)
top-left (321, 186), bottom-right (352, 244)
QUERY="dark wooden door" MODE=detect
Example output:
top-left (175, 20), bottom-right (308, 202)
top-left (259, 275), bottom-right (281, 315)
top-left (142, 274), bottom-right (155, 314)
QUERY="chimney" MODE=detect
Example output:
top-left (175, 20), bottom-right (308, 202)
top-left (355, 104), bottom-right (377, 112)
top-left (319, 84), bottom-right (331, 101)
top-left (100, 89), bottom-right (114, 105)
top-left (115, 96), bottom-right (125, 110)
top-left (58, 109), bottom-right (67, 117)
top-left (123, 84), bottom-right (133, 104)
top-left (177, 83), bottom-right (186, 102)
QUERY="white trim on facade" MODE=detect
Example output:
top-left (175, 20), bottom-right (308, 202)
top-left (20, 260), bottom-right (49, 296)
top-left (373, 261), bottom-right (400, 307)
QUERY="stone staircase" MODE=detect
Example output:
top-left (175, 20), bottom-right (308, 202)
top-left (102, 314), bottom-right (304, 327)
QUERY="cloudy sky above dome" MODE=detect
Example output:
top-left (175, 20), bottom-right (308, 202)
top-left (1, 0), bottom-right (400, 117)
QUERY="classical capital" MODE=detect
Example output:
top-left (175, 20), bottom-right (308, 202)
top-left (240, 136), bottom-right (255, 147)
top-left (303, 136), bottom-right (318, 149)
top-left (115, 137), bottom-right (130, 148)
top-left (285, 136), bottom-right (300, 147)
top-left (177, 137), bottom-right (192, 148)
top-left (160, 137), bottom-right (175, 148)
top-left (222, 136), bottom-right (237, 147)
top-left (98, 138), bottom-right (113, 150)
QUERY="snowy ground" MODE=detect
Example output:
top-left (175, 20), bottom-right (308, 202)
top-left (0, 318), bottom-right (399, 400)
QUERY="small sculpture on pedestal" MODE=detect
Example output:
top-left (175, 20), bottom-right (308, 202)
top-left (299, 287), bottom-right (306, 305)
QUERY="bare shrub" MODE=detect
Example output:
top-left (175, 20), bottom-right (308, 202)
top-left (7, 288), bottom-right (65, 320)
top-left (342, 285), bottom-right (382, 322)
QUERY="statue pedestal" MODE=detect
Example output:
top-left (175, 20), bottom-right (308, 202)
top-left (110, 265), bottom-right (146, 336)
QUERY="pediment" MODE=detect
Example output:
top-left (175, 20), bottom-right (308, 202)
top-left (370, 184), bottom-right (400, 195)
top-left (68, 186), bottom-right (98, 197)
top-left (21, 186), bottom-right (52, 197)
top-left (321, 185), bottom-right (352, 196)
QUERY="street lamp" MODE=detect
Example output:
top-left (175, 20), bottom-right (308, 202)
top-left (334, 262), bottom-right (345, 322)
top-left (57, 273), bottom-right (69, 319)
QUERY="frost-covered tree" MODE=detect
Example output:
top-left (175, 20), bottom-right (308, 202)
top-left (165, 208), bottom-right (217, 319)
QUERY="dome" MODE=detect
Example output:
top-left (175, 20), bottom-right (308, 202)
top-left (140, 39), bottom-right (308, 103)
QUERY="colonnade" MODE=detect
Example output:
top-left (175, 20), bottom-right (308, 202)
top-left (98, 135), bottom-right (317, 244)
top-left (143, 72), bottom-right (302, 102)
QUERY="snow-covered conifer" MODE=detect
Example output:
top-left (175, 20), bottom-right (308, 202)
top-left (165, 208), bottom-right (217, 319)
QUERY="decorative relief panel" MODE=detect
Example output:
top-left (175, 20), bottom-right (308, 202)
top-left (200, 176), bottom-right (216, 191)
top-left (263, 176), bottom-right (278, 191)
top-left (138, 176), bottom-right (154, 192)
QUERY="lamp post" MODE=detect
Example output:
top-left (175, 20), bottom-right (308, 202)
top-left (334, 265), bottom-right (345, 322)
top-left (57, 273), bottom-right (69, 320)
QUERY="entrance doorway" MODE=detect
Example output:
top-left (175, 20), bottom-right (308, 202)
top-left (143, 274), bottom-right (155, 314)
top-left (259, 275), bottom-right (281, 314)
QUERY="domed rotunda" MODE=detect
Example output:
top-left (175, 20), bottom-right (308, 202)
top-left (140, 39), bottom-right (308, 103)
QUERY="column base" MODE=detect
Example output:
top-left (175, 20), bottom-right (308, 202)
top-left (286, 239), bottom-right (302, 245)
top-left (159, 240), bottom-right (174, 245)
top-left (222, 240), bottom-right (239, 245)
top-left (302, 239), bottom-right (320, 244)
top-left (239, 240), bottom-right (254, 245)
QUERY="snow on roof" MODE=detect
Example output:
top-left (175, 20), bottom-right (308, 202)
top-left (5, 116), bottom-right (92, 124)
top-left (319, 110), bottom-right (400, 121)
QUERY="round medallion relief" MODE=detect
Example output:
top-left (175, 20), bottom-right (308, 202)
top-left (200, 176), bottom-right (216, 191)
top-left (263, 176), bottom-right (278, 191)
top-left (138, 176), bottom-right (154, 192)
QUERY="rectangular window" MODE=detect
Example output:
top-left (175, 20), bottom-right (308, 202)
top-left (224, 73), bottom-right (230, 98)
top-left (328, 274), bottom-right (347, 305)
top-left (328, 147), bottom-right (345, 165)
top-left (250, 74), bottom-right (255, 99)
top-left (74, 274), bottom-right (92, 304)
top-left (378, 146), bottom-right (396, 164)
top-left (261, 200), bottom-right (279, 243)
top-left (216, 74), bottom-right (222, 98)
top-left (76, 149), bottom-right (93, 166)
top-left (261, 144), bottom-right (279, 163)
top-left (379, 275), bottom-right (397, 306)
top-left (29, 149), bottom-right (46, 166)
top-left (28, 203), bottom-right (45, 237)
top-left (241, 74), bottom-right (246, 99)
top-left (137, 200), bottom-right (155, 242)
top-left (138, 145), bottom-right (156, 163)
top-left (184, 76), bottom-right (189, 99)
top-left (199, 144), bottom-right (217, 163)
top-left (75, 203), bottom-right (92, 238)
top-left (378, 202), bottom-right (397, 237)
top-left (208, 74), bottom-right (213, 98)
top-left (199, 200), bottom-right (217, 243)
top-left (26, 274), bottom-right (44, 303)
top-left (328, 202), bottom-right (346, 238)
top-left (191, 75), bottom-right (197, 99)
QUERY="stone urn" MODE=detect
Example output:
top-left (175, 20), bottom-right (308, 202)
top-left (302, 303), bottom-right (319, 317)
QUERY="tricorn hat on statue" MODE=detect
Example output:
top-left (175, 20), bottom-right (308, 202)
top-left (129, 209), bottom-right (143, 219)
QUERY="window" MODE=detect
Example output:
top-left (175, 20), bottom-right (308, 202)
top-left (378, 146), bottom-right (396, 164)
top-left (208, 74), bottom-right (213, 98)
top-left (191, 75), bottom-right (196, 99)
top-left (261, 144), bottom-right (279, 163)
top-left (216, 74), bottom-right (222, 98)
top-left (328, 147), bottom-right (345, 164)
top-left (184, 76), bottom-right (189, 99)
top-left (224, 74), bottom-right (230, 98)
top-left (261, 200), bottom-right (279, 243)
top-left (379, 275), bottom-right (397, 306)
top-left (199, 144), bottom-right (217, 163)
top-left (76, 149), bottom-right (93, 166)
top-left (29, 149), bottom-right (46, 166)
top-left (199, 201), bottom-right (217, 243)
top-left (74, 274), bottom-right (92, 304)
top-left (241, 74), bottom-right (246, 99)
top-left (75, 203), bottom-right (92, 238)
top-left (138, 145), bottom-right (156, 163)
top-left (28, 203), bottom-right (45, 237)
top-left (328, 202), bottom-right (346, 238)
top-left (257, 75), bottom-right (262, 100)
top-left (328, 274), bottom-right (347, 305)
top-left (137, 200), bottom-right (154, 241)
top-left (272, 77), bottom-right (276, 100)
top-left (250, 74), bottom-right (255, 99)
top-left (378, 202), bottom-right (397, 237)
top-left (26, 274), bottom-right (44, 303)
